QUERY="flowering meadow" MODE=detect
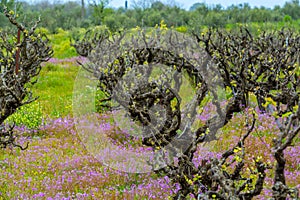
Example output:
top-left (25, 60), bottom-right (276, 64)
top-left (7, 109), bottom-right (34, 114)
top-left (0, 58), bottom-right (299, 199)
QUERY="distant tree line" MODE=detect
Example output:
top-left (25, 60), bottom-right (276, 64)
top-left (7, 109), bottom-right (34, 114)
top-left (1, 0), bottom-right (300, 32)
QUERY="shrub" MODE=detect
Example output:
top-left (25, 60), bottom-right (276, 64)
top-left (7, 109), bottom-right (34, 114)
top-left (5, 102), bottom-right (44, 130)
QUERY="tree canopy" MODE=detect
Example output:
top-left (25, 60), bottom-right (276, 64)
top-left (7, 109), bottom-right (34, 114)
top-left (1, 0), bottom-right (300, 32)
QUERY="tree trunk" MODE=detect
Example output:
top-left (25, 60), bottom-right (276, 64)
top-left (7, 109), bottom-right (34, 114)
top-left (81, 0), bottom-right (85, 19)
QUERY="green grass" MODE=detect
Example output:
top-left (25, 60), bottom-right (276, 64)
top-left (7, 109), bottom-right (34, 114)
top-left (27, 61), bottom-right (78, 120)
top-left (34, 63), bottom-right (79, 118)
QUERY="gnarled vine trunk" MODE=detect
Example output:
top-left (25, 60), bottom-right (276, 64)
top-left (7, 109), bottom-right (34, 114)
top-left (0, 7), bottom-right (53, 149)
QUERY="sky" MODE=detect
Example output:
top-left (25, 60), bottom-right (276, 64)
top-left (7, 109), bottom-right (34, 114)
top-left (108, 0), bottom-right (289, 10)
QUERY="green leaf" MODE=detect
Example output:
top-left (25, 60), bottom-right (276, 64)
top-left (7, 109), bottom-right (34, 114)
top-left (282, 112), bottom-right (292, 118)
